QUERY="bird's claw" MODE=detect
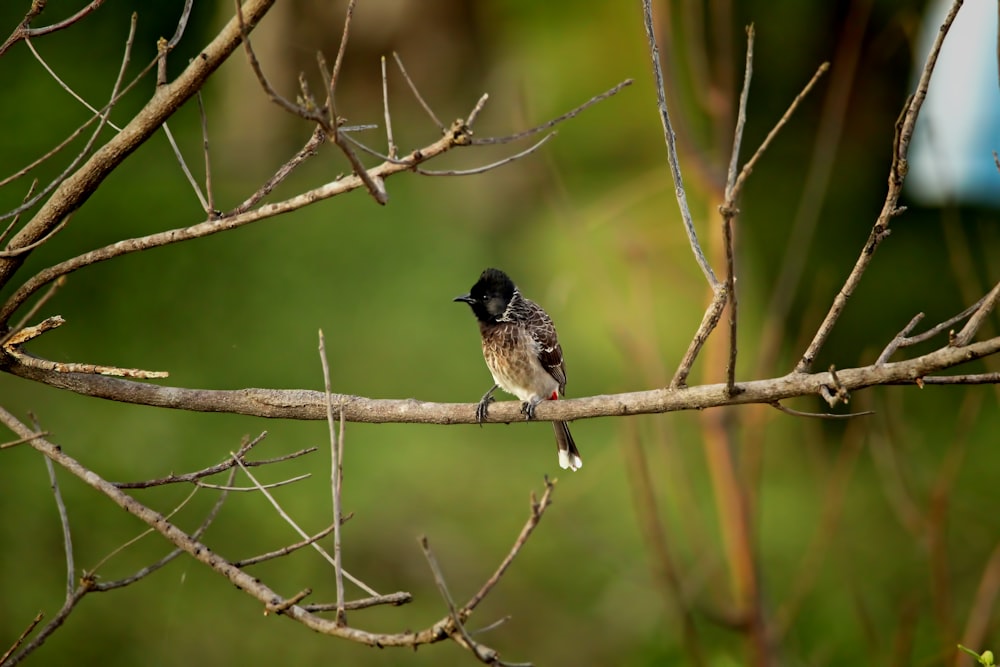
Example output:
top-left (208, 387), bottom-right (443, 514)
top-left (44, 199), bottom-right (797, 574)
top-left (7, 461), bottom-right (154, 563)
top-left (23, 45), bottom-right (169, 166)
top-left (476, 395), bottom-right (495, 425)
top-left (521, 400), bottom-right (538, 421)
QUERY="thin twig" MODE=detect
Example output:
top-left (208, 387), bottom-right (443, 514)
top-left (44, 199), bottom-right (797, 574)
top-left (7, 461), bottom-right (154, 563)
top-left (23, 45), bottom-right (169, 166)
top-left (420, 537), bottom-right (498, 665)
top-left (769, 401), bottom-right (874, 419)
top-left (0, 431), bottom-right (48, 450)
top-left (196, 473), bottom-right (310, 491)
top-left (166, 0), bottom-right (194, 50)
top-left (0, 0), bottom-right (106, 57)
top-left (232, 452), bottom-right (379, 596)
top-left (4, 277), bottom-right (66, 345)
top-left (466, 93), bottom-right (489, 127)
top-left (641, 0), bottom-right (717, 287)
top-left (796, 0), bottom-right (964, 372)
top-left (462, 478), bottom-right (555, 614)
top-left (162, 122), bottom-right (210, 210)
top-left (229, 128), bottom-right (326, 215)
top-left (718, 26), bottom-right (756, 396)
top-left (393, 51), bottom-right (443, 129)
top-left (471, 79), bottom-right (632, 146)
top-left (0, 612), bottom-right (44, 664)
top-left (319, 330), bottom-right (347, 626)
top-left (381, 56), bottom-right (396, 158)
top-left (197, 91), bottom-right (217, 216)
top-left (0, 180), bottom-right (37, 246)
top-left (728, 61), bottom-right (829, 202)
top-left (24, 37), bottom-right (123, 133)
top-left (951, 281), bottom-right (1000, 347)
top-left (303, 591), bottom-right (413, 612)
top-left (327, 0), bottom-right (357, 117)
top-left (233, 522), bottom-right (337, 568)
top-left (876, 293), bottom-right (990, 364)
top-left (43, 451), bottom-right (75, 600)
top-left (416, 133), bottom-right (555, 176)
top-left (670, 284), bottom-right (729, 388)
top-left (95, 468), bottom-right (234, 591)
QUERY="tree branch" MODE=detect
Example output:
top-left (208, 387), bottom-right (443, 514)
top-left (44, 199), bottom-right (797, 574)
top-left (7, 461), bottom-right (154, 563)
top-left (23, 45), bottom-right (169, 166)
top-left (4, 335), bottom-right (997, 424)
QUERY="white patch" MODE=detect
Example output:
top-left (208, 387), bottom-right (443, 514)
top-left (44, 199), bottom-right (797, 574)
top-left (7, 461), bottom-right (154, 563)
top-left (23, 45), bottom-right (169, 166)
top-left (558, 450), bottom-right (583, 471)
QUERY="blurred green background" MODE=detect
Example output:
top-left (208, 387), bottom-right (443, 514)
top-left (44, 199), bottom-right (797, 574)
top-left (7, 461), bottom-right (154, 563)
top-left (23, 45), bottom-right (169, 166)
top-left (1, 1), bottom-right (998, 665)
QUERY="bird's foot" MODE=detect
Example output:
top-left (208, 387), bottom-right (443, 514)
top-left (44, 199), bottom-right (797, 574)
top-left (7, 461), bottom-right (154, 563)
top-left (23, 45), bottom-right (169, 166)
top-left (476, 387), bottom-right (497, 425)
top-left (521, 398), bottom-right (541, 421)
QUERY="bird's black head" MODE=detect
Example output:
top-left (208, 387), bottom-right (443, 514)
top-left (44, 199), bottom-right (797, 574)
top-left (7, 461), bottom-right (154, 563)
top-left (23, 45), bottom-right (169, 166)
top-left (454, 268), bottom-right (517, 323)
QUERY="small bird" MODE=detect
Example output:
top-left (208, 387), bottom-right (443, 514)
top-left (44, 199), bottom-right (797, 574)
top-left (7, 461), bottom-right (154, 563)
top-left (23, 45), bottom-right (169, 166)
top-left (454, 268), bottom-right (582, 471)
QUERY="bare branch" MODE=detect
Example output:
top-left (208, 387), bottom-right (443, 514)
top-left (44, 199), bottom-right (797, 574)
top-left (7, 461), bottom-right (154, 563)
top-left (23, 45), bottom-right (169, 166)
top-left (471, 79), bottom-right (632, 146)
top-left (380, 56), bottom-right (396, 158)
top-left (0, 0), bottom-right (106, 57)
top-left (7, 334), bottom-right (999, 425)
top-left (0, 612), bottom-right (44, 665)
top-left (392, 51), bottom-right (443, 129)
top-left (796, 0), bottom-right (964, 372)
top-left (416, 133), bottom-right (555, 176)
top-left (319, 330), bottom-right (347, 626)
top-left (951, 282), bottom-right (1000, 347)
top-left (671, 284), bottom-right (729, 388)
top-left (769, 401), bottom-right (874, 419)
top-left (641, 0), bottom-right (716, 287)
top-left (0, 0), bottom-right (279, 290)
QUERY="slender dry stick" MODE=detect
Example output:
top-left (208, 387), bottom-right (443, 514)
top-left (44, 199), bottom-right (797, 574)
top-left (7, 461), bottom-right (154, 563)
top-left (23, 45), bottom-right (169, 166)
top-left (877, 292), bottom-right (991, 364)
top-left (951, 281), bottom-right (1000, 347)
top-left (0, 612), bottom-right (43, 665)
top-left (229, 128), bottom-right (326, 215)
top-left (717, 26), bottom-right (755, 396)
top-left (0, 0), bottom-right (107, 56)
top-left (326, 0), bottom-right (356, 115)
top-left (0, 407), bottom-right (555, 657)
top-left (420, 537), bottom-right (496, 665)
top-left (161, 122), bottom-right (209, 210)
top-left (233, 522), bottom-right (337, 568)
top-left (392, 51), bottom-right (444, 129)
top-left (727, 62), bottom-right (829, 202)
top-left (0, 8), bottom-right (134, 226)
top-left (231, 452), bottom-right (379, 596)
top-left (88, 484), bottom-right (201, 575)
top-left (319, 330), bottom-right (347, 626)
top-left (196, 91), bottom-right (216, 215)
top-left (380, 56), bottom-right (396, 158)
top-left (416, 133), bottom-right (556, 176)
top-left (43, 455), bottom-right (75, 600)
top-left (0, 180), bottom-right (37, 246)
top-left (472, 80), bottom-right (632, 145)
top-left (670, 283), bottom-right (729, 387)
top-left (24, 37), bottom-right (124, 133)
top-left (641, 0), bottom-right (718, 288)
top-left (796, 0), bottom-right (964, 372)
top-left (758, 0), bottom-right (869, 376)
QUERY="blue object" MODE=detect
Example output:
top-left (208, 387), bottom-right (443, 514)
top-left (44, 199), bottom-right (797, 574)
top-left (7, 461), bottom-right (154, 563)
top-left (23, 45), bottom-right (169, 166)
top-left (907, 0), bottom-right (1000, 206)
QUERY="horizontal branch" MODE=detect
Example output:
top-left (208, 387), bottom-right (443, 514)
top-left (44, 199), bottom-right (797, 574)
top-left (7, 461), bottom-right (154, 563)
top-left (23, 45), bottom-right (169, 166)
top-left (4, 336), bottom-right (998, 424)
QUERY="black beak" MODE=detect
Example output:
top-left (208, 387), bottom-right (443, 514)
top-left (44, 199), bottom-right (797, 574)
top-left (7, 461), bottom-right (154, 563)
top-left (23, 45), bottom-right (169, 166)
top-left (453, 294), bottom-right (474, 304)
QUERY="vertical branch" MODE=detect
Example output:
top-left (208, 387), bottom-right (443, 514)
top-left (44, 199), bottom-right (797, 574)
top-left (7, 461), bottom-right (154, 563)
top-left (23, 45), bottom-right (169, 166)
top-left (319, 330), bottom-right (346, 626)
top-left (717, 25), bottom-right (753, 396)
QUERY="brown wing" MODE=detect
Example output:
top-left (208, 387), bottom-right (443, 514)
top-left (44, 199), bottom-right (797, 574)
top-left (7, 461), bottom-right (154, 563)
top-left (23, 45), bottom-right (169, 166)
top-left (522, 297), bottom-right (567, 394)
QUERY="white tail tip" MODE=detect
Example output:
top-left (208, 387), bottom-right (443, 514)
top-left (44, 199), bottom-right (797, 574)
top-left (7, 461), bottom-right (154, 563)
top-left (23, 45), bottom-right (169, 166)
top-left (558, 450), bottom-right (583, 471)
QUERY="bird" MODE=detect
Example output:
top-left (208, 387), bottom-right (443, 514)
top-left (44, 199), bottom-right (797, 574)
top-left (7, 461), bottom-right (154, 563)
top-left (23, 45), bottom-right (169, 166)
top-left (454, 268), bottom-right (582, 471)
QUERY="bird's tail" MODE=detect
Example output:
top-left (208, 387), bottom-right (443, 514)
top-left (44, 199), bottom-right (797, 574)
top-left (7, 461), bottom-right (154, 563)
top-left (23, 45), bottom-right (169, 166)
top-left (553, 421), bottom-right (582, 471)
